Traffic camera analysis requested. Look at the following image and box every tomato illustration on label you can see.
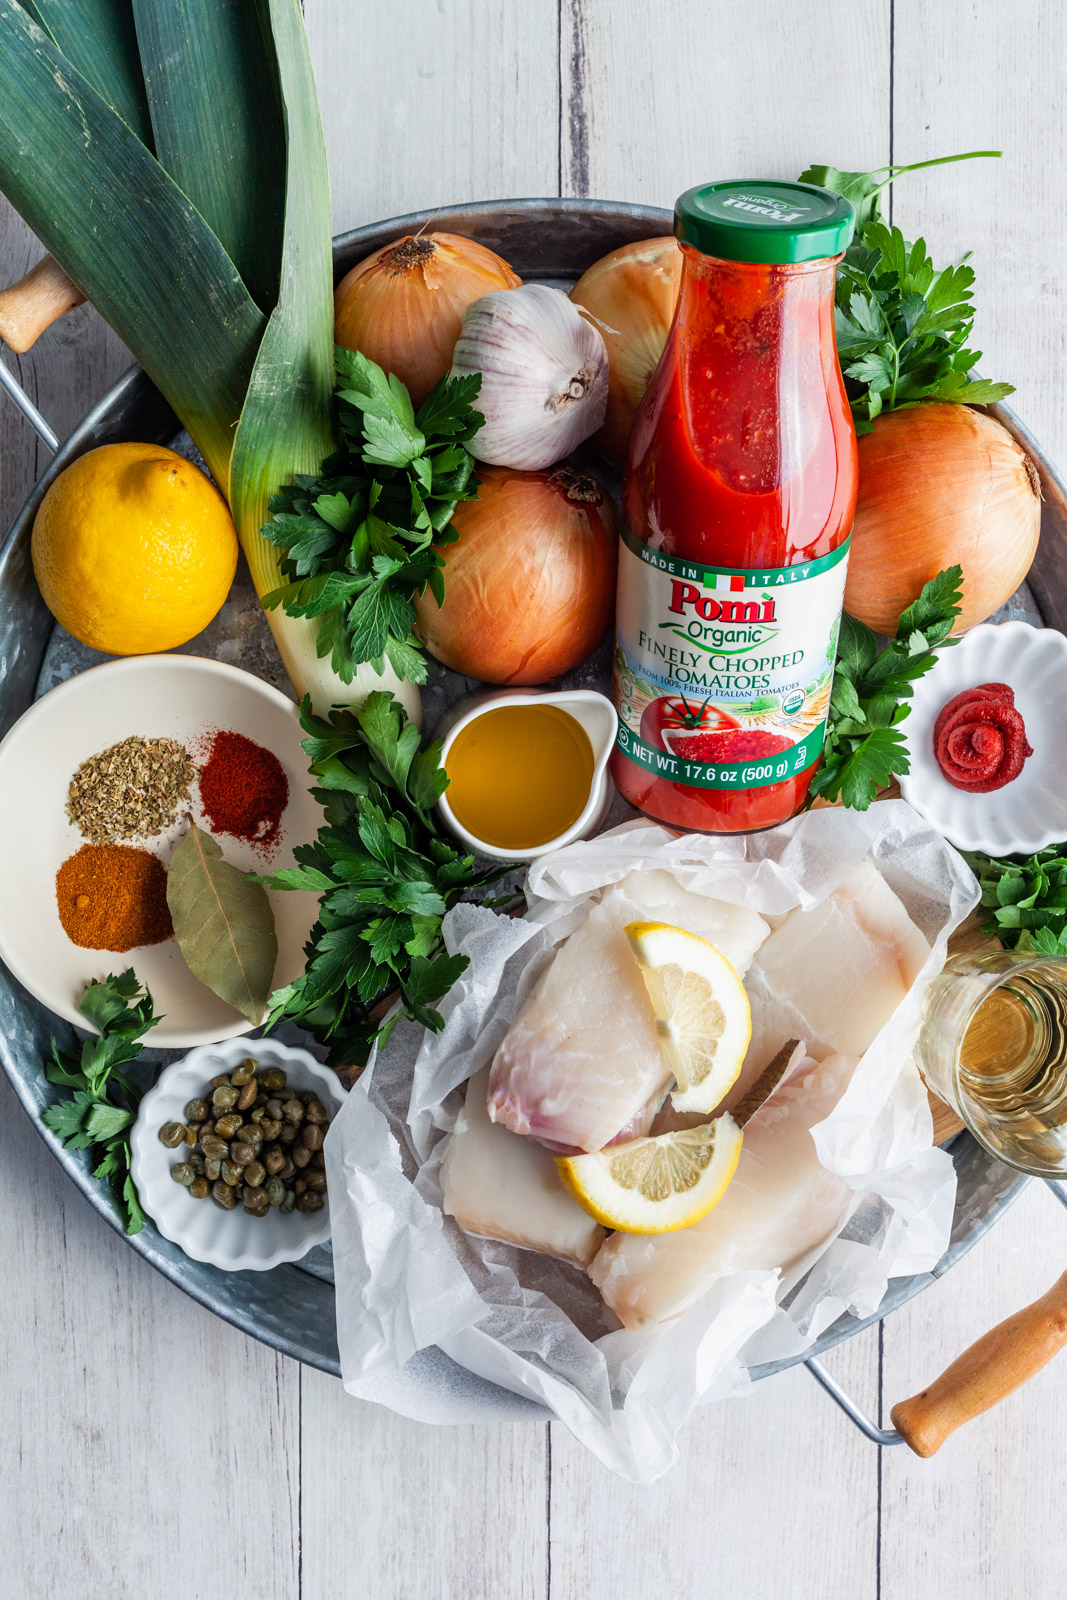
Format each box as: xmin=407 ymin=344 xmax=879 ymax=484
xmin=670 ymin=728 xmax=794 ymax=764
xmin=640 ymin=694 xmax=739 ymax=754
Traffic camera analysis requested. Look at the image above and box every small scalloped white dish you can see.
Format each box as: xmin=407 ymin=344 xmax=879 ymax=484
xmin=129 ymin=1037 xmax=346 ymax=1271
xmin=899 ymin=620 xmax=1067 ymax=855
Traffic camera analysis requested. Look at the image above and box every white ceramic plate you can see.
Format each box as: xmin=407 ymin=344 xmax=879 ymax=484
xmin=899 ymin=620 xmax=1067 ymax=855
xmin=0 ymin=654 xmax=321 ymax=1046
xmin=130 ymin=1037 xmax=345 ymax=1270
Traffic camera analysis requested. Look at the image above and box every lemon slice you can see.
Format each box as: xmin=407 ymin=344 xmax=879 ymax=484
xmin=626 ymin=921 xmax=752 ymax=1113
xmin=556 ymin=1115 xmax=743 ymax=1233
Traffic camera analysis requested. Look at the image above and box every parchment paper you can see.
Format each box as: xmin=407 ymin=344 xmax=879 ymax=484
xmin=325 ymin=799 xmax=978 ymax=1480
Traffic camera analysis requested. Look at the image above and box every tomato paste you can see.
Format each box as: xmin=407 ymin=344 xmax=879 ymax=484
xmin=611 ymin=180 xmax=858 ymax=832
xmin=934 ymin=683 xmax=1033 ymax=792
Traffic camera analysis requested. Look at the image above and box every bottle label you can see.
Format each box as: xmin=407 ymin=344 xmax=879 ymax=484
xmin=613 ymin=527 xmax=850 ymax=791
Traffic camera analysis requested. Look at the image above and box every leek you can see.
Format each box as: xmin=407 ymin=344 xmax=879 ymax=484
xmin=0 ymin=0 xmax=417 ymax=720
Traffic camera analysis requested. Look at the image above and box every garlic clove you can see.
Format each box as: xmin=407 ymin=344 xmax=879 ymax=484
xmin=450 ymin=283 xmax=609 ymax=471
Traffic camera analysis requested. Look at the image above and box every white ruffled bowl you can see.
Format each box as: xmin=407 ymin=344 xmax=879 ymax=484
xmin=130 ymin=1036 xmax=346 ymax=1271
xmin=899 ymin=620 xmax=1067 ymax=856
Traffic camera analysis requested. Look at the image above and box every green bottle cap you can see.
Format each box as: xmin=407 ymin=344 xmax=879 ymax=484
xmin=675 ymin=180 xmax=855 ymax=264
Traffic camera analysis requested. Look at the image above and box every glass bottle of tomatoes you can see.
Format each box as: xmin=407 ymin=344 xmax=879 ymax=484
xmin=611 ymin=180 xmax=858 ymax=833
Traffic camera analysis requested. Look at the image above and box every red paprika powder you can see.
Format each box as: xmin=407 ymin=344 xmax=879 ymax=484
xmin=198 ymin=730 xmax=289 ymax=852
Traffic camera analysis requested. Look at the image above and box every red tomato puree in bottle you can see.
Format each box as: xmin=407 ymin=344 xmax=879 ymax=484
xmin=611 ymin=180 xmax=858 ymax=832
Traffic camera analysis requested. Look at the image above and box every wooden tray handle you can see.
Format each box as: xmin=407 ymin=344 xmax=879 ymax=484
xmin=0 ymin=255 xmax=85 ymax=353
xmin=890 ymin=1269 xmax=1067 ymax=1456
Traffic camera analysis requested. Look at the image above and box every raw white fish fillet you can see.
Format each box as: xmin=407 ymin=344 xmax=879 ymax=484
xmin=487 ymin=877 xmax=769 ymax=1154
xmin=440 ymin=1069 xmax=605 ymax=1268
xmin=724 ymin=857 xmax=930 ymax=1109
xmin=589 ymin=1053 xmax=856 ymax=1329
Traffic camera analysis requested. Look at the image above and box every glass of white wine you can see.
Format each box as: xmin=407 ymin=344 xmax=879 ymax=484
xmin=918 ymin=950 xmax=1067 ymax=1176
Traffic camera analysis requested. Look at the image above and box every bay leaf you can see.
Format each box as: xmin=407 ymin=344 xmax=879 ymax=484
xmin=167 ymin=824 xmax=278 ymax=1025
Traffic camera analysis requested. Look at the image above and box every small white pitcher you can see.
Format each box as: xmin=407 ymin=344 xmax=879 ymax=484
xmin=436 ymin=687 xmax=618 ymax=863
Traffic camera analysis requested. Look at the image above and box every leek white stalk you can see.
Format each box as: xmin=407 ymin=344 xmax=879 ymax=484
xmin=450 ymin=283 xmax=609 ymax=470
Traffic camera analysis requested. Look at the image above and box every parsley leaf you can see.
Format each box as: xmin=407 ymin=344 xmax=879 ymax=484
xmin=42 ymin=971 xmax=161 ymax=1234
xmin=799 ymin=152 xmax=1013 ymax=432
xmin=810 ymin=566 xmax=963 ymax=810
xmin=259 ymin=693 xmax=512 ymax=1067
xmin=262 ymin=348 xmax=482 ymax=684
xmin=964 ymin=848 xmax=1067 ymax=953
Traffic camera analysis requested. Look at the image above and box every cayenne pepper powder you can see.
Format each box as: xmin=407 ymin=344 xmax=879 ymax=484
xmin=56 ymin=844 xmax=173 ymax=952
xmin=198 ymin=730 xmax=289 ymax=852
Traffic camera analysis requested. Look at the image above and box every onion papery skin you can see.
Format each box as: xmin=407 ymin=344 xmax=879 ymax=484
xmin=570 ymin=237 xmax=682 ymax=467
xmin=414 ymin=463 xmax=619 ymax=684
xmin=334 ymin=232 xmax=520 ymax=408
xmin=845 ymin=404 xmax=1042 ymax=635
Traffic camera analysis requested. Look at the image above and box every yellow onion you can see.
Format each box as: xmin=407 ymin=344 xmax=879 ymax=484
xmin=569 ymin=237 xmax=682 ymax=466
xmin=846 ymin=404 xmax=1042 ymax=634
xmin=414 ymin=464 xmax=619 ymax=684
xmin=334 ymin=232 xmax=520 ymax=407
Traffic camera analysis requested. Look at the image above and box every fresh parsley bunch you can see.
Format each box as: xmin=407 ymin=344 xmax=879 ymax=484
xmin=262 ymin=347 xmax=483 ymax=685
xmin=42 ymin=971 xmax=162 ymax=1234
xmin=799 ymin=154 xmax=1014 ymax=432
xmin=964 ymin=849 xmax=1067 ymax=955
xmin=810 ymin=565 xmax=963 ymax=810
xmin=262 ymin=692 xmax=511 ymax=1067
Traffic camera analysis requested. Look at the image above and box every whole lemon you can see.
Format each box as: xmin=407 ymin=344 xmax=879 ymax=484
xmin=31 ymin=442 xmax=238 ymax=655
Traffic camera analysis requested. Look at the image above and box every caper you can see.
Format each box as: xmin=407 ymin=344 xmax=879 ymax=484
xmin=266 ymin=1097 xmax=285 ymax=1120
xmin=293 ymin=1176 xmax=307 ymax=1196
xmin=236 ymin=1080 xmax=257 ymax=1111
xmin=305 ymin=1170 xmax=328 ymax=1194
xmin=304 ymin=1099 xmax=327 ymax=1125
xmin=282 ymin=1098 xmax=305 ymax=1126
xmin=261 ymin=1067 xmax=287 ymax=1091
xmin=262 ymin=1146 xmax=285 ymax=1176
xmin=278 ymin=1158 xmax=296 ymax=1181
xmin=212 ymin=1085 xmax=239 ymax=1110
xmin=278 ymin=1124 xmax=298 ymax=1145
xmin=311 ymin=1149 xmax=326 ymax=1169
xmin=280 ymin=1189 xmax=296 ymax=1214
xmin=300 ymin=1123 xmax=325 ymax=1152
xmin=185 ymin=1098 xmax=209 ymax=1123
xmin=241 ymin=1159 xmax=264 ymax=1189
xmin=183 ymin=1125 xmax=198 ymax=1148
xmin=215 ymin=1112 xmax=243 ymax=1139
xmin=170 ymin=1162 xmax=196 ymax=1186
xmin=230 ymin=1140 xmax=255 ymax=1167
xmin=230 ymin=1060 xmax=256 ymax=1087
xmin=201 ymin=1135 xmax=229 ymax=1161
xmin=220 ymin=1159 xmax=243 ymax=1187
xmin=211 ymin=1179 xmax=237 ymax=1210
xmin=243 ymin=1188 xmax=270 ymax=1218
xmin=266 ymin=1176 xmax=286 ymax=1206
xmin=292 ymin=1143 xmax=311 ymax=1168
xmin=274 ymin=1086 xmax=297 ymax=1102
xmin=189 ymin=1176 xmax=211 ymax=1200
xmin=200 ymin=1119 xmax=216 ymax=1141
xmin=205 ymin=1157 xmax=222 ymax=1181
xmin=249 ymin=1106 xmax=267 ymax=1123
xmin=189 ymin=1151 xmax=206 ymax=1175
xmin=297 ymin=1191 xmax=325 ymax=1214
xmin=210 ymin=1074 xmax=231 ymax=1089
xmin=158 ymin=1121 xmax=185 ymax=1148
xmin=237 ymin=1123 xmax=263 ymax=1147
xmin=258 ymin=1117 xmax=283 ymax=1141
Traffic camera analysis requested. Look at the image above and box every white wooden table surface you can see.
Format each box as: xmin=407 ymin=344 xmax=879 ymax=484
xmin=3 ymin=3 xmax=1067 ymax=1595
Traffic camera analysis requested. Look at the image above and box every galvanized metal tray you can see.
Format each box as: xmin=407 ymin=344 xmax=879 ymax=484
xmin=1 ymin=198 xmax=1058 ymax=1425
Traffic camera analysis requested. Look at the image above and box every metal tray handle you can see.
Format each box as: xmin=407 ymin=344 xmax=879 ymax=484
xmin=0 ymin=255 xmax=84 ymax=353
xmin=811 ymin=1179 xmax=1067 ymax=1454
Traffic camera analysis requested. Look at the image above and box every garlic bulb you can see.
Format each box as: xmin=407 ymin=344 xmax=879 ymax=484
xmin=450 ymin=284 xmax=609 ymax=470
